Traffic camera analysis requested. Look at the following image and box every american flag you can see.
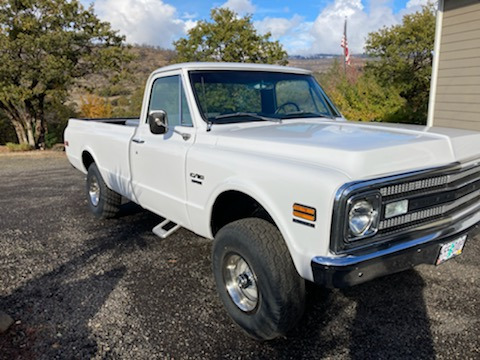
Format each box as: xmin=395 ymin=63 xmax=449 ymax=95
xmin=341 ymin=17 xmax=351 ymax=66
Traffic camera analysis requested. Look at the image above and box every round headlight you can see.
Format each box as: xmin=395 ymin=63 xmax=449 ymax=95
xmin=348 ymin=200 xmax=378 ymax=237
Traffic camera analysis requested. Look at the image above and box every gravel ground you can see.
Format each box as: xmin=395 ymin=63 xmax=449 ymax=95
xmin=0 ymin=153 xmax=479 ymax=359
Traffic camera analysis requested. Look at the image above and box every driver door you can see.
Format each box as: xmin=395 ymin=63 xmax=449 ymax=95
xmin=129 ymin=73 xmax=195 ymax=227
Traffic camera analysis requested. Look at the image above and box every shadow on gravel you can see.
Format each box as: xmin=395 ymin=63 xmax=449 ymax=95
xmin=116 ymin=201 xmax=146 ymax=218
xmin=0 ymin=241 xmax=127 ymax=359
xmin=267 ymin=270 xmax=435 ymax=359
xmin=344 ymin=270 xmax=435 ymax=359
xmin=0 ymin=206 xmax=161 ymax=359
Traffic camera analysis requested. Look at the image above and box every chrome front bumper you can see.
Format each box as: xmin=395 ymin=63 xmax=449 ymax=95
xmin=312 ymin=210 xmax=480 ymax=288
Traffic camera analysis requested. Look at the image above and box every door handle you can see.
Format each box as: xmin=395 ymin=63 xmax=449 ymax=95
xmin=132 ymin=138 xmax=145 ymax=144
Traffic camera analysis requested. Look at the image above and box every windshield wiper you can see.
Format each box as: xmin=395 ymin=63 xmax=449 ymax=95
xmin=212 ymin=112 xmax=282 ymax=123
xmin=278 ymin=111 xmax=334 ymax=120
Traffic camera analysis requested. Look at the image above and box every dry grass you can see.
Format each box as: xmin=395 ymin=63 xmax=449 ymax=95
xmin=0 ymin=146 xmax=65 ymax=158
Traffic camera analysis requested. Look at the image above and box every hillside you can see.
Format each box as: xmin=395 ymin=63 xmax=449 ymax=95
xmin=1 ymin=46 xmax=368 ymax=145
xmin=69 ymin=46 xmax=176 ymax=116
xmin=288 ymin=56 xmax=367 ymax=73
xmin=70 ymin=46 xmax=367 ymax=118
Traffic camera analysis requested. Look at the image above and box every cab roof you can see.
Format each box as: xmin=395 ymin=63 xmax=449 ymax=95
xmin=151 ymin=62 xmax=312 ymax=76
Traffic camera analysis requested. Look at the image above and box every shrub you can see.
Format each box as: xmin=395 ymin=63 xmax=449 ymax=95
xmin=80 ymin=94 xmax=113 ymax=118
xmin=6 ymin=142 xmax=33 ymax=151
xmin=45 ymin=133 xmax=58 ymax=149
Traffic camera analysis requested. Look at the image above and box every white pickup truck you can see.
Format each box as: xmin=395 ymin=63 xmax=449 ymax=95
xmin=65 ymin=62 xmax=480 ymax=340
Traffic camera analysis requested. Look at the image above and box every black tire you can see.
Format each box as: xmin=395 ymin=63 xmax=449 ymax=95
xmin=86 ymin=163 xmax=121 ymax=218
xmin=212 ymin=218 xmax=305 ymax=340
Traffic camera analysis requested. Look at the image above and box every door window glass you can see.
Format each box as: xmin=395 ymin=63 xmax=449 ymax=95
xmin=149 ymin=75 xmax=192 ymax=127
xmin=181 ymin=85 xmax=192 ymax=126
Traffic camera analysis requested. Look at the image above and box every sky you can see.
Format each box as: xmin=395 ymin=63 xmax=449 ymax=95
xmin=79 ymin=0 xmax=432 ymax=55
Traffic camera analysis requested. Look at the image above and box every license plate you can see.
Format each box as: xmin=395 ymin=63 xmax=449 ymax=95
xmin=436 ymin=235 xmax=467 ymax=265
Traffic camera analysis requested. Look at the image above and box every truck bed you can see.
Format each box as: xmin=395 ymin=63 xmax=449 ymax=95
xmin=65 ymin=118 xmax=139 ymax=200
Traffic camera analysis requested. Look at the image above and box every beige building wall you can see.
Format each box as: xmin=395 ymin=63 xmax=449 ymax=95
xmin=430 ymin=0 xmax=480 ymax=130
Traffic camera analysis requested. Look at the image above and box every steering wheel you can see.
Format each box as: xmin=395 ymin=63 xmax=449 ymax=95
xmin=275 ymin=102 xmax=300 ymax=114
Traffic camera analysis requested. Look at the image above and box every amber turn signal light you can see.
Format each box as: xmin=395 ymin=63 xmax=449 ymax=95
xmin=293 ymin=203 xmax=316 ymax=222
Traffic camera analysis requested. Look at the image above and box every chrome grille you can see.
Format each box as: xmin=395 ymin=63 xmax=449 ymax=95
xmin=379 ymin=207 xmax=444 ymax=230
xmin=379 ymin=160 xmax=480 ymax=233
xmin=380 ymin=176 xmax=448 ymax=196
xmin=331 ymin=157 xmax=480 ymax=254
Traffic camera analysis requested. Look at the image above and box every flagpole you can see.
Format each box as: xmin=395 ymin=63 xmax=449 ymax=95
xmin=343 ymin=17 xmax=347 ymax=75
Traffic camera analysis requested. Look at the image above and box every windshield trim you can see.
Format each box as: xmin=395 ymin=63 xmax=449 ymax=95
xmin=188 ymin=70 xmax=342 ymax=125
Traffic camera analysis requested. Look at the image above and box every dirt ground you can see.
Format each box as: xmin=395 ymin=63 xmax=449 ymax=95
xmin=0 ymin=153 xmax=479 ymax=359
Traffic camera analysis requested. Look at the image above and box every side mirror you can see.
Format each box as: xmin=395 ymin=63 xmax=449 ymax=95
xmin=148 ymin=110 xmax=168 ymax=134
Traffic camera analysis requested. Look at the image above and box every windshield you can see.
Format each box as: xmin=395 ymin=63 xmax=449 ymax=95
xmin=189 ymin=70 xmax=341 ymax=124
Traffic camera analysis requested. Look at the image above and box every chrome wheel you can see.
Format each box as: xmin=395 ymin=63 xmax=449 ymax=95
xmin=224 ymin=254 xmax=258 ymax=312
xmin=88 ymin=177 xmax=100 ymax=207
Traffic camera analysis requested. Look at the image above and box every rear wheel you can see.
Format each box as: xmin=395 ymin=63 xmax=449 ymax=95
xmin=212 ymin=218 xmax=305 ymax=340
xmin=86 ymin=163 xmax=121 ymax=218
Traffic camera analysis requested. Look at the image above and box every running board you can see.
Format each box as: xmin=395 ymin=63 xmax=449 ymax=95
xmin=152 ymin=219 xmax=181 ymax=239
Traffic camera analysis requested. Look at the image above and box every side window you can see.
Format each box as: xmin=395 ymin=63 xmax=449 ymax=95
xmin=148 ymin=75 xmax=193 ymax=127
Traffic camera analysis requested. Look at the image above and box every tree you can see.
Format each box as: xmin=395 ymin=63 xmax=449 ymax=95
xmin=364 ymin=3 xmax=436 ymax=124
xmin=317 ymin=60 xmax=405 ymax=122
xmin=174 ymin=8 xmax=288 ymax=65
xmin=0 ymin=0 xmax=131 ymax=148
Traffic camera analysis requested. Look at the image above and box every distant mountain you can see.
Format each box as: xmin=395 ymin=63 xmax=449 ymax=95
xmin=289 ymin=53 xmax=371 ymax=60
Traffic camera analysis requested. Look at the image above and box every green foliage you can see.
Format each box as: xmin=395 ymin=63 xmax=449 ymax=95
xmin=44 ymin=99 xmax=77 ymax=147
xmin=317 ymin=60 xmax=405 ymax=122
xmin=44 ymin=133 xmax=58 ymax=149
xmin=6 ymin=142 xmax=33 ymax=151
xmin=174 ymin=8 xmax=287 ymax=65
xmin=0 ymin=0 xmax=132 ymax=148
xmin=364 ymin=2 xmax=436 ymax=124
xmin=111 ymin=86 xmax=145 ymax=118
xmin=194 ymin=82 xmax=262 ymax=116
xmin=97 ymin=84 xmax=132 ymax=97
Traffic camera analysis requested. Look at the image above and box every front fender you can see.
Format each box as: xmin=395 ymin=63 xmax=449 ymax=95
xmin=186 ymin=147 xmax=350 ymax=281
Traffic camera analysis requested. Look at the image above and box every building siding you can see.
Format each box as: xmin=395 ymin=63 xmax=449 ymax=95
xmin=433 ymin=0 xmax=480 ymax=131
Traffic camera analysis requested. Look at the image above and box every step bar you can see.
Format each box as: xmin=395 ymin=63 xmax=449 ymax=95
xmin=152 ymin=219 xmax=181 ymax=239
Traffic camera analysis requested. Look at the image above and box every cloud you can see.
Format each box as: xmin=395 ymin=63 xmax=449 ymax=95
xmin=254 ymin=15 xmax=315 ymax=54
xmin=184 ymin=19 xmax=198 ymax=32
xmin=303 ymin=0 xmax=396 ymax=54
xmin=406 ymin=0 xmax=430 ymax=8
xmin=220 ymin=0 xmax=256 ymax=15
xmin=89 ymin=0 xmax=436 ymax=55
xmin=182 ymin=12 xmax=198 ymax=20
xmin=254 ymin=15 xmax=304 ymax=40
xmin=285 ymin=0 xmax=434 ymax=55
xmin=94 ymin=0 xmax=188 ymax=48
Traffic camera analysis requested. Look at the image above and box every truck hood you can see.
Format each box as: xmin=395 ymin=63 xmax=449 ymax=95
xmin=213 ymin=120 xmax=480 ymax=180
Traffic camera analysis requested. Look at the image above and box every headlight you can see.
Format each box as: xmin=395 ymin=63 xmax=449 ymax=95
xmin=347 ymin=194 xmax=380 ymax=240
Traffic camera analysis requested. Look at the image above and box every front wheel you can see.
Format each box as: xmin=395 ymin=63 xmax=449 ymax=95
xmin=212 ymin=218 xmax=305 ymax=340
xmin=86 ymin=163 xmax=121 ymax=218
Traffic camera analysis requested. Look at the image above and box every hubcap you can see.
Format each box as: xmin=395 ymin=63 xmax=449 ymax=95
xmin=89 ymin=177 xmax=100 ymax=207
xmin=224 ymin=254 xmax=258 ymax=312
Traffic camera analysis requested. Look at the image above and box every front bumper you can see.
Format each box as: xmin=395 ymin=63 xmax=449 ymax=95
xmin=312 ymin=216 xmax=480 ymax=288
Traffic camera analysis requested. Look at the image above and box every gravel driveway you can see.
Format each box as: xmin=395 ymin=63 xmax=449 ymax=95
xmin=0 ymin=152 xmax=479 ymax=359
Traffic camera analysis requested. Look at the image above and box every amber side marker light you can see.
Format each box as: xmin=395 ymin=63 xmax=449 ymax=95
xmin=293 ymin=203 xmax=316 ymax=222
